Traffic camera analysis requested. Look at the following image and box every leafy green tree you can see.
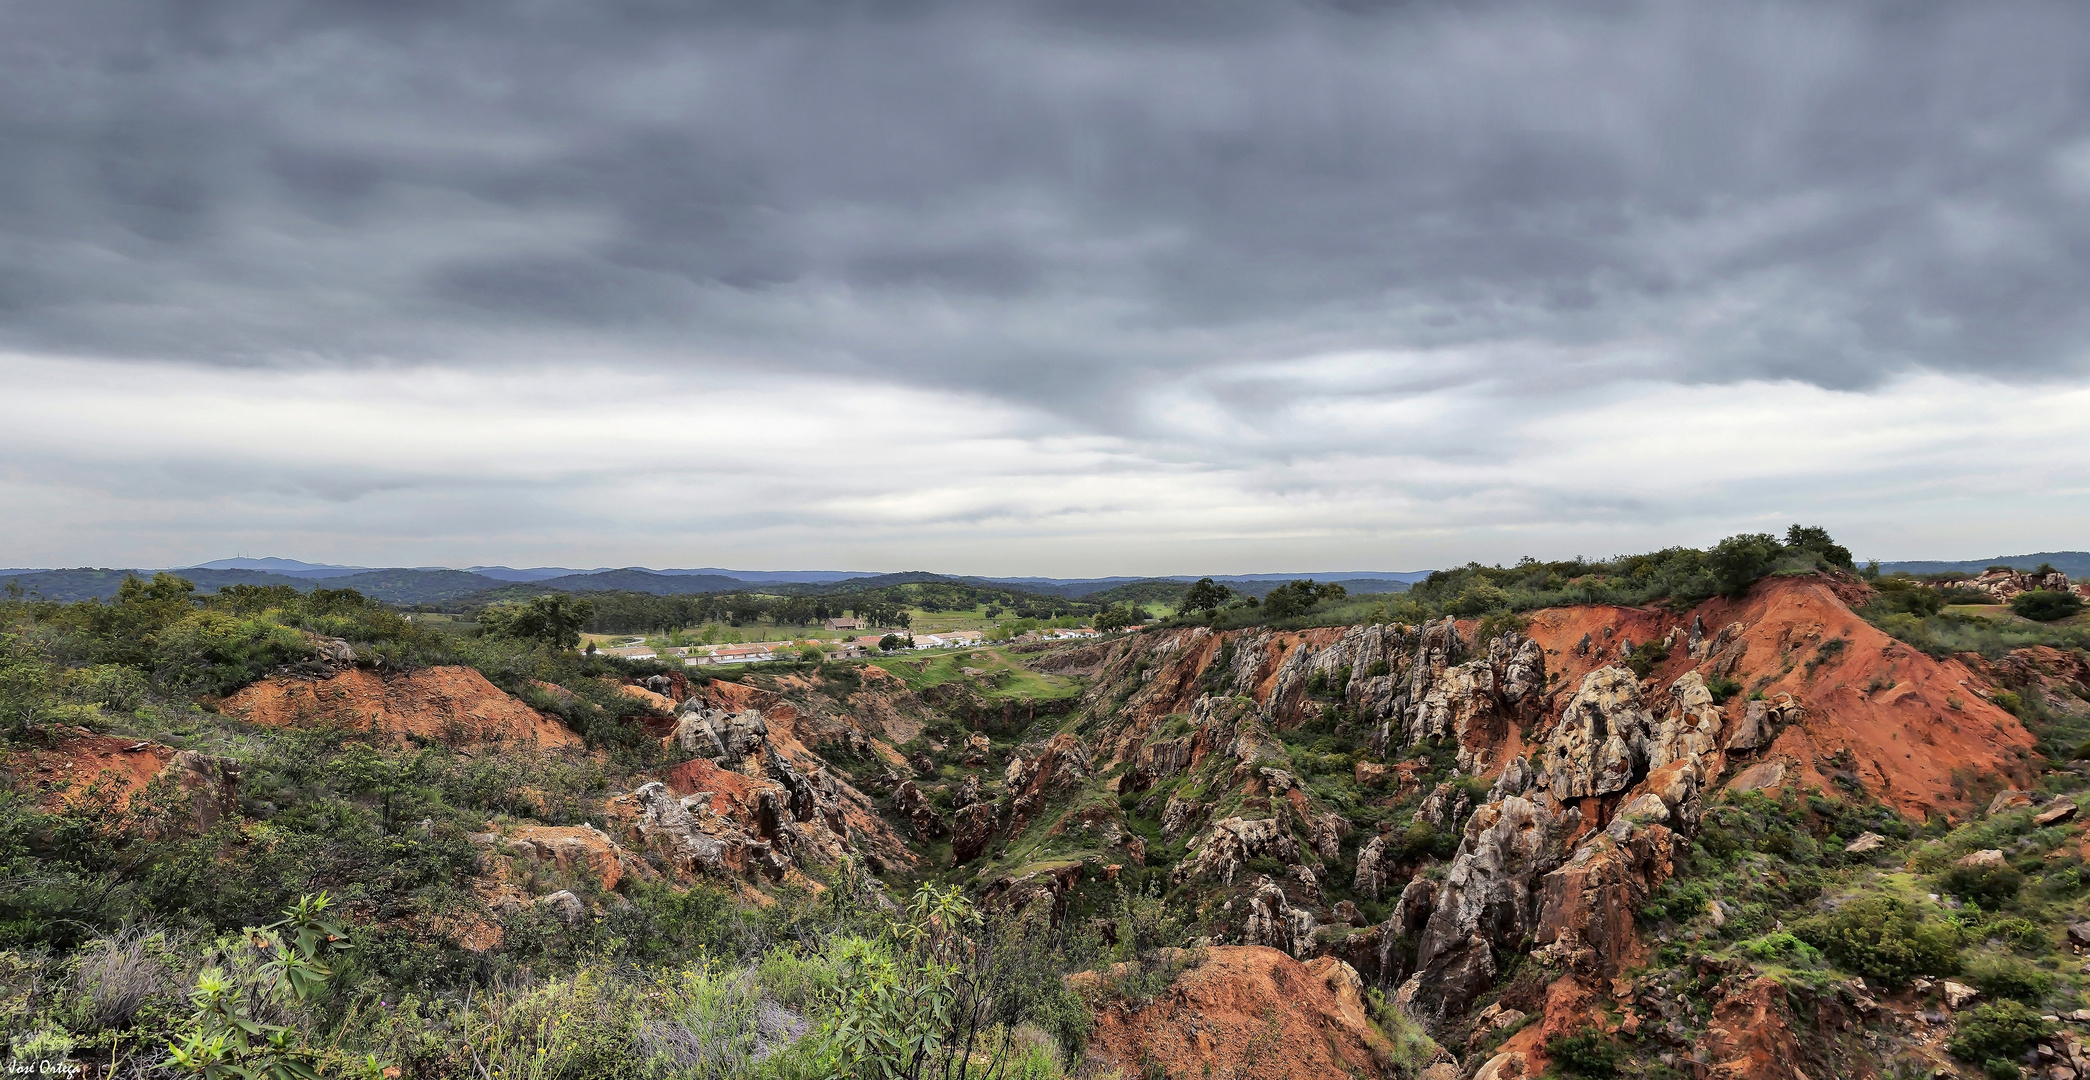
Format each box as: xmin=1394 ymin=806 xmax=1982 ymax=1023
xmin=1784 ymin=524 xmax=1855 ymax=569
xmin=1261 ymin=579 xmax=1346 ymax=619
xmin=879 ymin=634 xmax=908 ymax=652
xmin=1708 ymin=533 xmax=1784 ymax=597
xmin=481 ymin=594 xmax=596 ymax=649
xmin=1095 ymin=604 xmax=1144 ymax=632
xmin=1180 ymin=577 xmax=1233 ymax=617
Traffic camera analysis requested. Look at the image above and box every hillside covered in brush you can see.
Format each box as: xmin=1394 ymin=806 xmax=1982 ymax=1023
xmin=8 ymin=530 xmax=2090 ymax=1080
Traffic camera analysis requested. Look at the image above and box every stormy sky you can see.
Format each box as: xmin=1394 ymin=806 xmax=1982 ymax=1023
xmin=4 ymin=1 xmax=2090 ymax=574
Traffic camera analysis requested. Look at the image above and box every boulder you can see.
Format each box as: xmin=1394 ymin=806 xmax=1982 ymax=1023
xmin=1355 ymin=762 xmax=1392 ymax=788
xmin=1354 ymin=833 xmax=1395 ymax=901
xmin=1652 ymin=672 xmax=1724 ymax=772
xmin=1990 ymin=789 xmax=2034 ymax=816
xmin=1536 ymin=823 xmax=1683 ymax=979
xmin=2038 ymin=799 xmax=2080 ymax=826
xmin=1957 ymin=848 xmax=2008 ymax=869
xmin=535 ymin=890 xmax=585 ymax=927
xmin=1843 ymin=832 xmax=1886 ymax=854
xmin=1417 ymin=782 xmax=1470 ymax=830
xmin=1308 ymin=812 xmax=1349 ymax=864
xmin=1161 ymin=793 xmax=1204 ymax=839
xmin=670 ymin=707 xmax=768 ymax=764
xmin=2067 ymin=921 xmax=2090 ymax=950
xmin=1724 ymin=699 xmax=1770 ymax=752
xmin=1943 ymin=980 xmax=1980 ymax=1009
xmin=952 ymin=802 xmax=999 ymax=864
xmin=1471 ymin=1051 xmax=1529 ymax=1080
xmin=1488 ymin=755 xmax=1533 ymax=801
xmin=1241 ymin=877 xmax=1318 ymax=958
xmin=1727 ymin=760 xmax=1786 ymax=794
xmin=893 ymin=780 xmax=949 ymax=839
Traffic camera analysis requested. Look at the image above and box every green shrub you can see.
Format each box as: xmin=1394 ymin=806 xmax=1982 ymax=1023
xmin=1941 ymin=864 xmax=2024 ymax=910
xmin=1948 ymin=999 xmax=2053 ymax=1067
xmin=1623 ymin=640 xmax=1669 ymax=679
xmin=1963 ymin=954 xmax=2053 ymax=1003
xmin=1792 ymin=896 xmax=1960 ymax=986
xmin=1545 ymin=1027 xmax=1626 ymax=1078
xmin=165 ymin=893 xmax=389 ymax=1080
xmin=2012 ymin=590 xmax=2084 ymax=623
xmin=1740 ymin=931 xmax=1823 ymax=967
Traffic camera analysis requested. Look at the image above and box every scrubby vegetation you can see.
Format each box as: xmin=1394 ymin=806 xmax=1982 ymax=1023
xmin=0 ymin=577 xmax=1112 ymax=1078
xmin=1160 ymin=524 xmax=1854 ymax=632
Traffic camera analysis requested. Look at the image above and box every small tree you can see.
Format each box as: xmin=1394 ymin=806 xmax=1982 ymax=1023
xmin=1261 ymin=579 xmax=1346 ymax=619
xmin=1784 ymin=524 xmax=1855 ymax=570
xmin=1708 ymin=533 xmax=1784 ymax=597
xmin=482 ymin=594 xmax=596 ymax=650
xmin=1095 ymin=604 xmax=1144 ymax=632
xmin=1180 ymin=578 xmax=1233 ymax=617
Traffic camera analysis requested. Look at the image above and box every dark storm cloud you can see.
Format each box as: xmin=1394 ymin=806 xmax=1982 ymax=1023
xmin=5 ymin=0 xmax=2090 ymax=421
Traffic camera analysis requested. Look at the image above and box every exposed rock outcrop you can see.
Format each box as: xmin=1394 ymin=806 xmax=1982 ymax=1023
xmin=1077 ymin=947 xmax=1404 ymax=1080
xmin=1400 ymin=795 xmax=1563 ymax=1025
xmin=1241 ymin=877 xmax=1318 ymax=958
xmin=1534 ymin=821 xmax=1684 ymax=979
xmin=1175 ymin=816 xmax=1300 ymax=886
xmin=1540 ymin=667 xmax=1649 ymax=800
xmin=222 ymin=667 xmax=582 ymax=748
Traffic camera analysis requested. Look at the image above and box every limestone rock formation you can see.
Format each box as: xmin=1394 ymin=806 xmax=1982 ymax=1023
xmin=1402 ymin=796 xmax=1563 ymax=1025
xmin=1541 ymin=667 xmax=1649 ymax=800
xmin=670 ymin=706 xmax=769 ymax=765
xmin=893 ymin=780 xmax=949 ymax=839
xmin=1654 ymin=672 xmax=1724 ymax=772
xmin=1308 ymin=812 xmax=1348 ymax=864
xmin=1241 ymin=877 xmax=1318 ymax=958
xmin=1161 ymin=793 xmax=1203 ymax=839
xmin=1174 ymin=816 xmax=1300 ymax=886
xmin=1354 ymin=832 xmax=1396 ymax=901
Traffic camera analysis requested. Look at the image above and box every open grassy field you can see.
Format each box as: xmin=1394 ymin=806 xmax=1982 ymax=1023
xmin=1944 ymin=603 xmax=2018 ymax=620
xmin=866 ymin=646 xmax=1084 ymax=701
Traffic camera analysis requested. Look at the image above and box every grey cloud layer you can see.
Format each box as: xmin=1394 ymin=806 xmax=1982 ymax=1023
xmin=6 ymin=0 xmax=2090 ymax=429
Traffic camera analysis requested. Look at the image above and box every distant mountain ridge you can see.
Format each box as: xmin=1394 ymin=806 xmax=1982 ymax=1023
xmin=1880 ymin=551 xmax=2090 ymax=577
xmin=3 ymin=560 xmax=1436 ymax=606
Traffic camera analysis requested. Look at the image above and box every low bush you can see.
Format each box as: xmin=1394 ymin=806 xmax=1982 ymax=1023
xmin=2013 ymin=590 xmax=2085 ymax=623
xmin=1948 ymin=1000 xmax=2054 ymax=1069
xmin=1940 ymin=864 xmax=2024 ymax=910
xmin=1792 ymin=896 xmax=1960 ymax=986
xmin=1545 ymin=1027 xmax=1626 ymax=1078
xmin=1963 ymin=954 xmax=2053 ymax=1003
